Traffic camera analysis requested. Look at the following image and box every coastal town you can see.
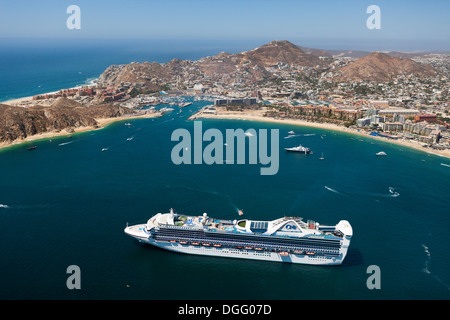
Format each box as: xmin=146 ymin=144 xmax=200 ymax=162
xmin=2 ymin=40 xmax=450 ymax=156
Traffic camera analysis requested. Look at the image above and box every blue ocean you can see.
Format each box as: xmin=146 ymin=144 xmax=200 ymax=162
xmin=0 ymin=39 xmax=449 ymax=300
xmin=0 ymin=38 xmax=261 ymax=102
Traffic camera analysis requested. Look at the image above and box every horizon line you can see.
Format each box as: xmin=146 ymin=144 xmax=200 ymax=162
xmin=0 ymin=36 xmax=449 ymax=53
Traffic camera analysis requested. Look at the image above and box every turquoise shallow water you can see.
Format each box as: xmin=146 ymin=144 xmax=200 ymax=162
xmin=0 ymin=98 xmax=449 ymax=299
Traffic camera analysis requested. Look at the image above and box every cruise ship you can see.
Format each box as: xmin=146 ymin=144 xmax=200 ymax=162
xmin=124 ymin=209 xmax=353 ymax=265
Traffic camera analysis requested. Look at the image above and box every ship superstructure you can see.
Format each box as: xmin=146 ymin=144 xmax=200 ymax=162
xmin=124 ymin=209 xmax=353 ymax=265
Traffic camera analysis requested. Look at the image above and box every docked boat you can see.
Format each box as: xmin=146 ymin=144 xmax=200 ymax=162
xmin=159 ymin=107 xmax=175 ymax=114
xmin=124 ymin=209 xmax=353 ymax=265
xmin=285 ymin=145 xmax=313 ymax=154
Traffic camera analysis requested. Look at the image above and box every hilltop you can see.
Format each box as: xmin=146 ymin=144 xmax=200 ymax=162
xmin=236 ymin=40 xmax=326 ymax=68
xmin=96 ymin=40 xmax=330 ymax=92
xmin=333 ymin=51 xmax=438 ymax=82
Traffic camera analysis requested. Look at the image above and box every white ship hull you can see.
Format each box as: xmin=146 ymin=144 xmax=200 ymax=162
xmin=125 ymin=224 xmax=349 ymax=265
xmin=125 ymin=211 xmax=352 ymax=266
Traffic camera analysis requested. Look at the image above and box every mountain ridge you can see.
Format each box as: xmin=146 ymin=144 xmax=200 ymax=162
xmin=97 ymin=40 xmax=439 ymax=91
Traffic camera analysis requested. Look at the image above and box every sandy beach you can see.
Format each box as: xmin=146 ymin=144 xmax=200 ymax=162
xmin=0 ymin=83 xmax=164 ymax=152
xmin=1 ymin=95 xmax=34 ymax=106
xmin=0 ymin=82 xmax=98 ymax=107
xmin=0 ymin=111 xmax=162 ymax=152
xmin=191 ymin=107 xmax=450 ymax=159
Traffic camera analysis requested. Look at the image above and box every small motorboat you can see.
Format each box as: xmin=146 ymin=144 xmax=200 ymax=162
xmin=285 ymin=145 xmax=313 ymax=154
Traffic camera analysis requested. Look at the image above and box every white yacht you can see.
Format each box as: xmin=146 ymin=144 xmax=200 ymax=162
xmin=285 ymin=145 xmax=313 ymax=154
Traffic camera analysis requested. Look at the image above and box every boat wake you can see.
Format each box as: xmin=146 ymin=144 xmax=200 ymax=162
xmin=164 ymin=184 xmax=241 ymax=214
xmin=388 ymin=187 xmax=400 ymax=197
xmin=422 ymin=244 xmax=431 ymax=274
xmin=284 ymin=133 xmax=315 ymax=139
xmin=324 ymin=186 xmax=399 ymax=198
xmin=441 ymin=163 xmax=450 ymax=167
xmin=58 ymin=141 xmax=74 ymax=146
xmin=0 ymin=203 xmax=52 ymax=211
xmin=363 ymin=187 xmax=400 ymax=198
xmin=421 ymin=244 xmax=450 ymax=291
xmin=324 ymin=186 xmax=342 ymax=195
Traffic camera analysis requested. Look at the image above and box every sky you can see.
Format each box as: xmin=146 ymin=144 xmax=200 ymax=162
xmin=1 ymin=0 xmax=449 ymax=51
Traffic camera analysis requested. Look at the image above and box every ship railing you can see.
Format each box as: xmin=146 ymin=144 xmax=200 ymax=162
xmin=162 ymin=224 xmax=203 ymax=231
xmin=157 ymin=232 xmax=341 ymax=249
xmin=156 ymin=232 xmax=341 ymax=248
xmin=155 ymin=235 xmax=341 ymax=254
xmin=207 ymin=227 xmax=341 ymax=241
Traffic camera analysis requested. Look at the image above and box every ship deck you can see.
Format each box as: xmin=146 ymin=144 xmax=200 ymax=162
xmin=175 ymin=215 xmax=236 ymax=232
